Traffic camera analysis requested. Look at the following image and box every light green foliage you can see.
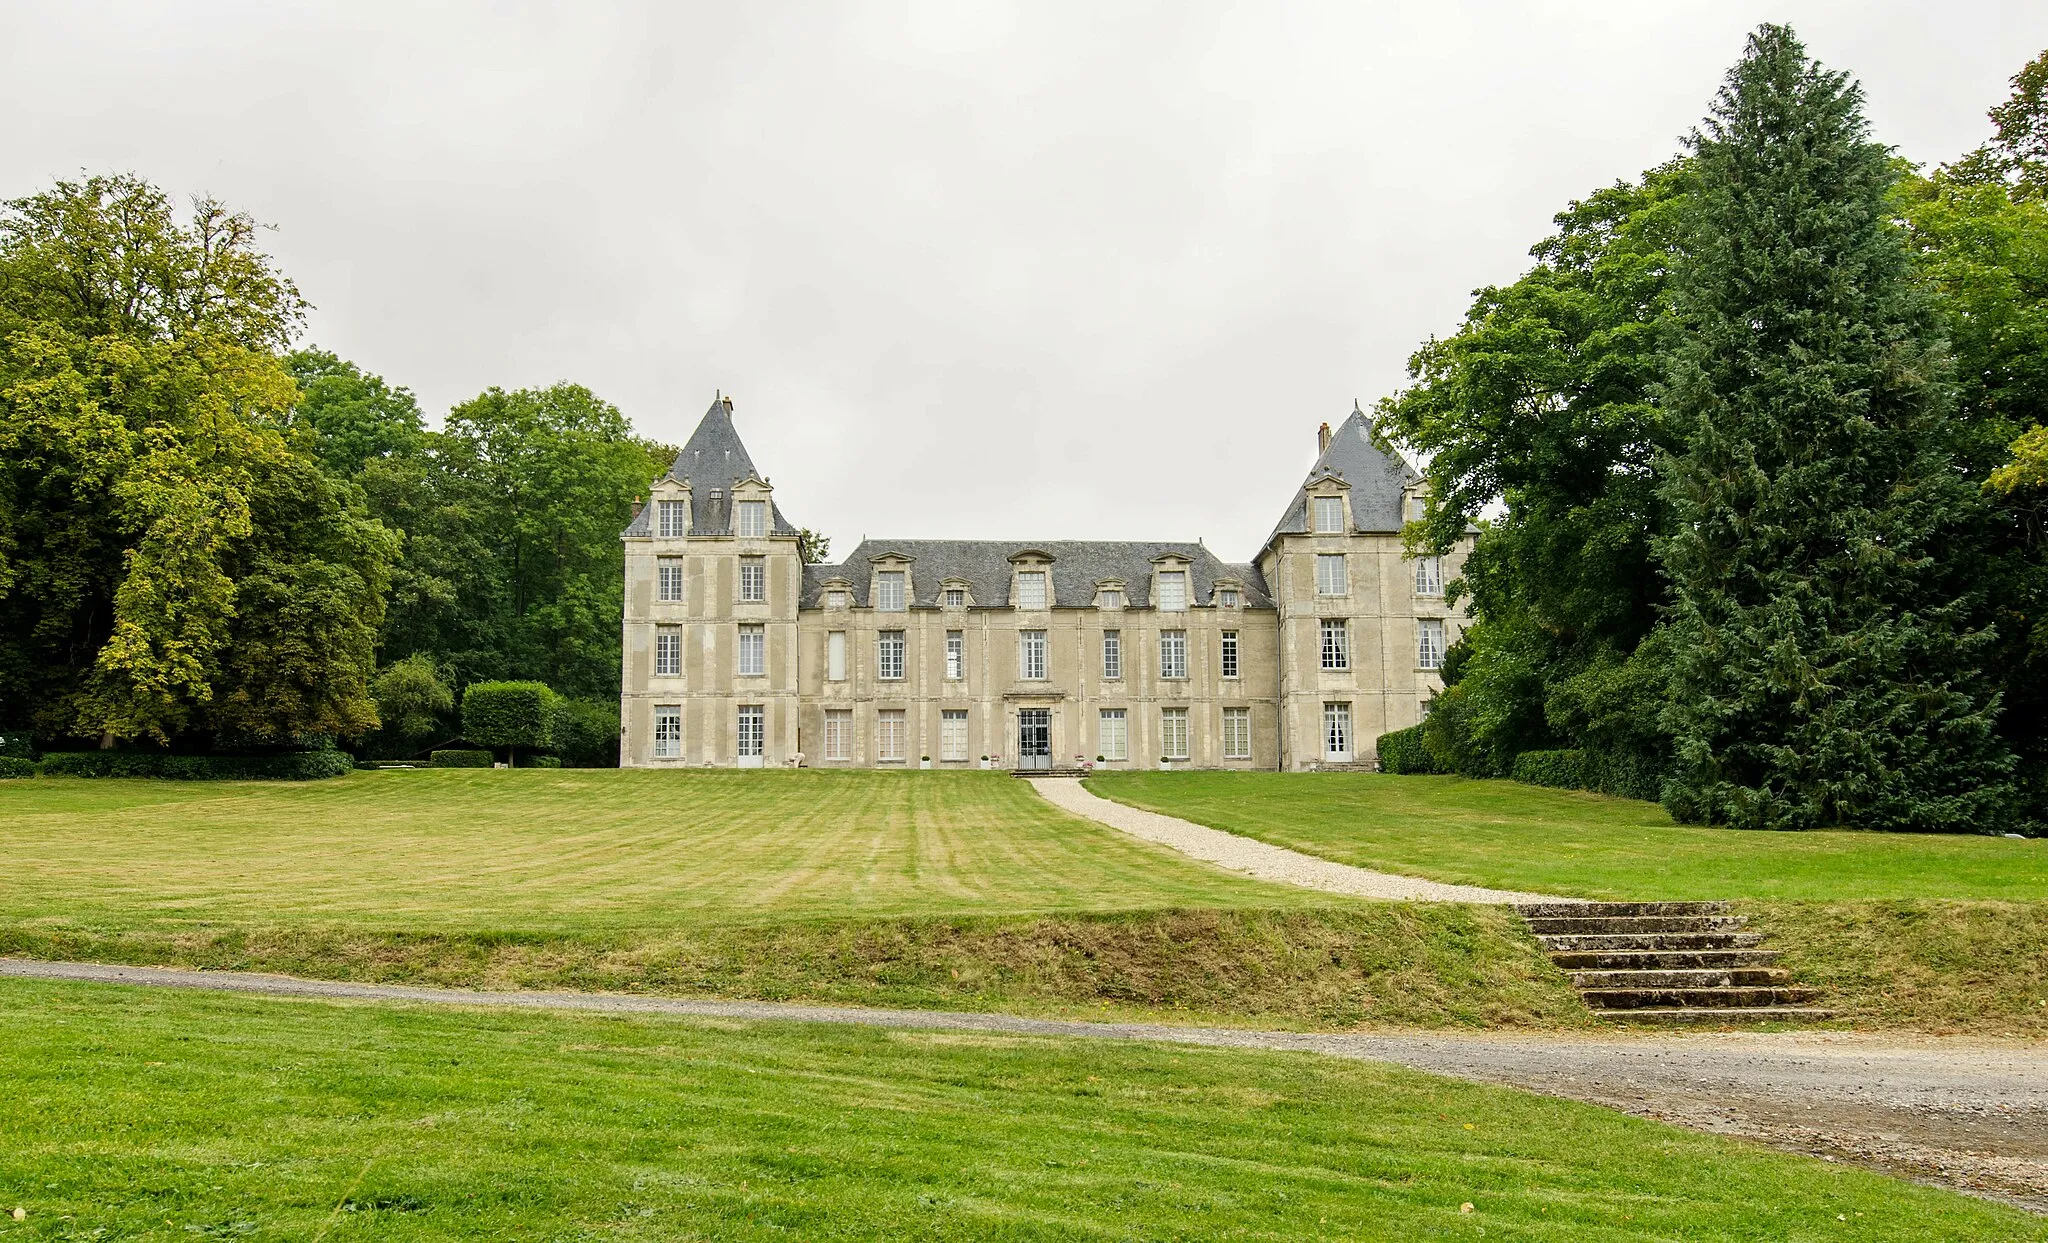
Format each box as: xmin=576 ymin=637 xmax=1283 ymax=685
xmin=282 ymin=347 xmax=424 ymax=476
xmin=1658 ymin=26 xmax=2014 ymax=831
xmin=369 ymin=655 xmax=454 ymax=749
xmin=1089 ymin=772 xmax=2048 ymax=901
xmin=0 ymin=175 xmax=394 ymax=747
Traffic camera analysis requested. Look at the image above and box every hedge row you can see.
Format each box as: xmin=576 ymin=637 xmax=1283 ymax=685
xmin=35 ymin=749 xmax=356 ymax=781
xmin=431 ymin=749 xmax=494 ymax=768
xmin=1375 ymin=725 xmax=1442 ymax=774
xmin=1509 ymin=747 xmax=1665 ymax=802
xmin=1511 ymin=749 xmax=1588 ymax=790
xmin=0 ymin=756 xmax=36 ymax=779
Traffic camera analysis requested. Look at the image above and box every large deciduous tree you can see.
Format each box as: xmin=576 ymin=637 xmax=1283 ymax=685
xmin=1656 ymin=26 xmax=2014 ymax=831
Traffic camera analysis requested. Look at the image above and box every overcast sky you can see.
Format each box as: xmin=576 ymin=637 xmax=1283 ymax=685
xmin=7 ymin=2 xmax=2044 ymax=561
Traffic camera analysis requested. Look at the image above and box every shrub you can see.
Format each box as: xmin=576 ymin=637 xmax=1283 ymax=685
xmin=0 ymin=732 xmax=37 ymax=760
xmin=1512 ymin=749 xmax=1590 ymax=790
xmin=0 ymin=756 xmax=36 ymax=779
xmin=548 ymin=698 xmax=619 ymax=767
xmin=462 ymin=681 xmax=556 ymax=765
xmin=1375 ymin=725 xmax=1441 ymax=774
xmin=526 ymin=755 xmax=562 ymax=768
xmin=36 ymin=750 xmax=354 ymax=781
xmin=368 ymin=656 xmax=455 ymax=755
xmin=431 ymin=749 xmax=493 ymax=769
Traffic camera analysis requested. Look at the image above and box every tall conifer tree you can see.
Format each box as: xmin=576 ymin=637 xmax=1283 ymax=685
xmin=1658 ymin=25 xmax=2014 ymax=831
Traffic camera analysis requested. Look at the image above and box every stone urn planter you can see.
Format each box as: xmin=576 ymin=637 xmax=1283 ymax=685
xmin=1158 ymin=757 xmax=1172 ymax=772
xmin=920 ymin=756 xmax=932 ymax=770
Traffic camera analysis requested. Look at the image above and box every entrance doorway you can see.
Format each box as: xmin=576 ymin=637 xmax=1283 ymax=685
xmin=1017 ymin=709 xmax=1052 ymax=770
xmin=1323 ymin=702 xmax=1352 ymax=763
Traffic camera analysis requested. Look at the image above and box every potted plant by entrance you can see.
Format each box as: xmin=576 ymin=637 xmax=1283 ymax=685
xmin=920 ymin=755 xmax=932 ymax=770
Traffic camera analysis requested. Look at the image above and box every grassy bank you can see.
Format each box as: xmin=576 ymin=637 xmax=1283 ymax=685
xmin=0 ymin=905 xmax=1588 ymax=1031
xmin=4 ymin=978 xmax=2032 ymax=1241
xmin=1089 ymin=772 xmax=2048 ymax=900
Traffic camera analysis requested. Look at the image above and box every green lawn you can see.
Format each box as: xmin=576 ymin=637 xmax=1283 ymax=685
xmin=1 ymin=979 xmax=2030 ymax=1241
xmin=1087 ymin=772 xmax=2048 ymax=901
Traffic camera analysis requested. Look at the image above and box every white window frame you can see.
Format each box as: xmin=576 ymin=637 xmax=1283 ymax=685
xmin=1156 ymin=570 xmax=1187 ymax=612
xmin=655 ymin=626 xmax=682 ymax=677
xmin=1223 ymin=707 xmax=1251 ymax=760
xmin=1019 ymin=630 xmax=1047 ymax=681
xmin=877 ymin=709 xmax=906 ymax=762
xmin=657 ymin=558 xmax=685 ymax=602
xmin=658 ymin=499 xmax=687 ymax=538
xmin=1098 ymin=708 xmax=1127 ymax=761
xmin=1160 ymin=708 xmax=1189 ymax=761
xmin=878 ymin=630 xmax=906 ymax=681
xmin=826 ymin=630 xmax=847 ymax=681
xmin=941 ymin=710 xmax=969 ymax=761
xmin=944 ymin=588 xmax=966 ymax=608
xmin=1015 ymin=571 xmax=1047 ymax=610
xmin=1324 ymin=702 xmax=1352 ymax=759
xmin=1415 ymin=555 xmax=1443 ymax=596
xmin=824 ymin=709 xmax=852 ymax=760
xmin=1159 ymin=630 xmax=1187 ymax=680
xmin=1320 ymin=618 xmax=1349 ymax=671
xmin=739 ymin=556 xmax=766 ymax=602
xmin=876 ymin=571 xmax=906 ymax=612
xmin=653 ymin=705 xmax=682 ymax=758
xmin=1419 ymin=618 xmax=1446 ymax=670
xmin=1218 ymin=587 xmax=1239 ymax=608
xmin=827 ymin=589 xmax=849 ymax=609
xmin=737 ymin=705 xmax=765 ymax=758
xmin=1220 ymin=630 xmax=1238 ymax=679
xmin=1102 ymin=630 xmax=1121 ymax=680
xmin=737 ymin=624 xmax=765 ymax=677
xmin=1316 ymin=553 xmax=1348 ymax=597
xmin=1312 ymin=496 xmax=1345 ymax=534
xmin=1098 ymin=588 xmax=1124 ymax=609
xmin=945 ymin=631 xmax=964 ymax=681
xmin=736 ymin=500 xmax=768 ymax=538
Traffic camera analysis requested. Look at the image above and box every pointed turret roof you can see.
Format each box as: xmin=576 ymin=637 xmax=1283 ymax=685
xmin=623 ymin=395 xmax=799 ymax=537
xmin=1262 ymin=406 xmax=1419 ymax=550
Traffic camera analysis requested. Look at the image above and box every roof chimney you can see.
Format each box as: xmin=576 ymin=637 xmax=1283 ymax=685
xmin=1317 ymin=422 xmax=1332 ymax=453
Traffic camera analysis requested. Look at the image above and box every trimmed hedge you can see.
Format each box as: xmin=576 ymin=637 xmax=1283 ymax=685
xmin=1509 ymin=747 xmax=1666 ymax=803
xmin=1375 ymin=725 xmax=1441 ymax=774
xmin=462 ymin=681 xmax=555 ymax=753
xmin=431 ymin=749 xmax=494 ymax=768
xmin=36 ymin=749 xmax=355 ymax=781
xmin=1512 ymin=749 xmax=1589 ymax=790
xmin=526 ymin=755 xmax=563 ymax=769
xmin=0 ymin=756 xmax=36 ymax=779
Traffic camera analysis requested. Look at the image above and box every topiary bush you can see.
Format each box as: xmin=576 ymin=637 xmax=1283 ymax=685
xmin=0 ymin=756 xmax=36 ymax=779
xmin=1375 ymin=725 xmax=1441 ymax=774
xmin=430 ymin=749 xmax=493 ymax=769
xmin=36 ymin=750 xmax=355 ymax=781
xmin=1512 ymin=749 xmax=1590 ymax=790
xmin=462 ymin=681 xmax=556 ymax=765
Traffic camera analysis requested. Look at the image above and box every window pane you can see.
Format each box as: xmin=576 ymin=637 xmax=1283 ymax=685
xmin=946 ymin=631 xmax=964 ymax=680
xmin=1221 ymin=630 xmax=1238 ymax=679
xmin=827 ymin=589 xmax=848 ymax=609
xmin=1324 ymin=702 xmax=1351 ymax=755
xmin=1320 ymin=619 xmax=1348 ymax=671
xmin=657 ymin=558 xmax=685 ymax=602
xmin=654 ymin=706 xmax=682 ymax=758
xmin=1019 ymin=630 xmax=1046 ymax=680
xmin=878 ymin=631 xmax=905 ymax=680
xmin=1102 ymin=630 xmax=1121 ymax=680
xmin=827 ymin=631 xmax=846 ymax=681
xmin=1156 ymin=571 xmax=1186 ymax=612
xmin=1313 ymin=496 xmax=1344 ymax=533
xmin=1223 ymin=707 xmax=1250 ymax=759
xmin=1016 ymin=571 xmax=1046 ymax=610
xmin=1419 ymin=618 xmax=1446 ymax=670
xmin=941 ymin=710 xmax=969 ymax=761
xmin=737 ymin=500 xmax=767 ymax=537
xmin=877 ymin=710 xmax=905 ymax=761
xmin=1099 ymin=709 xmax=1127 ymax=760
xmin=1161 ymin=708 xmax=1188 ymax=760
xmin=739 ymin=557 xmax=766 ymax=602
xmin=1159 ymin=630 xmax=1187 ymax=679
xmin=1219 ymin=588 xmax=1239 ymax=607
xmin=1415 ymin=556 xmax=1443 ymax=596
xmin=876 ymin=571 xmax=905 ymax=611
xmin=1316 ymin=553 xmax=1348 ymax=596
xmin=655 ymin=627 xmax=682 ymax=677
xmin=824 ymin=709 xmax=851 ymax=760
xmin=658 ymin=500 xmax=687 ymax=538
xmin=738 ymin=624 xmax=765 ymax=676
xmin=945 ymin=588 xmax=965 ymax=607
xmin=738 ymin=705 xmax=764 ymax=757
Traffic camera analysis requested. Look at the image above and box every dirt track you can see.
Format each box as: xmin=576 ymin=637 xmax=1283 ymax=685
xmin=6 ymin=957 xmax=2043 ymax=1212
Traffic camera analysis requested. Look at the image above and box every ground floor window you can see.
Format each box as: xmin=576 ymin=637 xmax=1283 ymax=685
xmin=941 ymin=710 xmax=969 ymax=761
xmin=653 ymin=705 xmax=681 ymax=758
xmin=1324 ymin=702 xmax=1351 ymax=758
xmin=737 ymin=705 xmax=764 ymax=758
xmin=1222 ymin=707 xmax=1251 ymax=760
xmin=877 ymin=709 xmax=906 ymax=761
xmin=1098 ymin=708 xmax=1127 ymax=760
xmin=824 ymin=709 xmax=851 ymax=760
xmin=1160 ymin=708 xmax=1189 ymax=760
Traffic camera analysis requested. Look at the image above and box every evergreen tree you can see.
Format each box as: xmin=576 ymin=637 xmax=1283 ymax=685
xmin=1658 ymin=25 xmax=2014 ymax=831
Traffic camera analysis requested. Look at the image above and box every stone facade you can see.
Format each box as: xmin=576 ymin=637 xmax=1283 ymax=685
xmin=621 ymin=397 xmax=1469 ymax=771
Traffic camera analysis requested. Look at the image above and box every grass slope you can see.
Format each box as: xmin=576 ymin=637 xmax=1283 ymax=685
xmin=3 ymin=979 xmax=2033 ymax=1242
xmin=1088 ymin=772 xmax=2048 ymax=901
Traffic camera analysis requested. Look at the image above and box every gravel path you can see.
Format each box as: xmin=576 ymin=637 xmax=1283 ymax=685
xmin=6 ymin=957 xmax=2043 ymax=1209
xmin=1031 ymin=776 xmax=1574 ymax=904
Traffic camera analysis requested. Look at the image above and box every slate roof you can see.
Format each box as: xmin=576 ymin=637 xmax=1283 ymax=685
xmin=1262 ymin=406 xmax=1419 ymax=548
xmin=622 ymin=396 xmax=800 ymax=537
xmin=802 ymin=540 xmax=1273 ymax=610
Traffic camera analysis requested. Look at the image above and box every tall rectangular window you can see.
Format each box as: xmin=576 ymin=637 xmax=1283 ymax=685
xmin=1159 ymin=630 xmax=1187 ymax=679
xmin=1019 ymin=630 xmax=1047 ymax=680
xmin=1320 ymin=619 xmax=1349 ymax=671
xmin=1316 ymin=553 xmax=1348 ymax=596
xmin=658 ymin=499 xmax=687 ymax=538
xmin=877 ymin=709 xmax=906 ymax=761
xmin=1156 ymin=571 xmax=1187 ymax=612
xmin=1313 ymin=496 xmax=1344 ymax=533
xmin=1418 ymin=618 xmax=1446 ymax=670
xmin=657 ymin=558 xmax=685 ymax=602
xmin=941 ymin=710 xmax=969 ymax=761
xmin=1223 ymin=707 xmax=1251 ymax=760
xmin=738 ymin=556 xmax=766 ymax=602
xmin=736 ymin=500 xmax=767 ymax=537
xmin=653 ymin=706 xmax=681 ymax=758
xmin=1102 ymin=630 xmax=1121 ymax=680
xmin=737 ymin=624 xmax=765 ymax=676
xmin=655 ymin=626 xmax=682 ymax=677
xmin=1220 ymin=630 xmax=1239 ymax=679
xmin=826 ymin=631 xmax=847 ymax=681
xmin=1098 ymin=708 xmax=1127 ymax=760
xmin=1324 ymin=702 xmax=1351 ymax=757
xmin=876 ymin=571 xmax=906 ymax=612
xmin=1415 ymin=556 xmax=1443 ymax=596
xmin=737 ymin=705 xmax=764 ymax=758
xmin=1015 ymin=571 xmax=1047 ymax=610
xmin=1160 ymin=708 xmax=1189 ymax=760
xmin=878 ymin=630 xmax=905 ymax=680
xmin=824 ymin=709 xmax=851 ymax=760
xmin=945 ymin=631 xmax=964 ymax=680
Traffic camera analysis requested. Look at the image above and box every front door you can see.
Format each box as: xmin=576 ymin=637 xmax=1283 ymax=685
xmin=1323 ymin=702 xmax=1352 ymax=763
xmin=1017 ymin=709 xmax=1052 ymax=770
xmin=737 ymin=705 xmax=765 ymax=768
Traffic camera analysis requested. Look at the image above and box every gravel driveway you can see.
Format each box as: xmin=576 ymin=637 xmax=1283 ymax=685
xmin=7 ymin=957 xmax=2042 ymax=1211
xmin=1030 ymin=776 xmax=1573 ymax=904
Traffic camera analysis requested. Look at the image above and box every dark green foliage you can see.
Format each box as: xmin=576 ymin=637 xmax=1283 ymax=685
xmin=461 ymin=680 xmax=554 ymax=764
xmin=548 ymin=697 xmax=619 ymax=767
xmin=526 ymin=755 xmax=563 ymax=769
xmin=36 ymin=749 xmax=353 ymax=780
xmin=1511 ymin=750 xmax=1589 ymax=791
xmin=0 ymin=756 xmax=35 ymax=778
xmin=283 ymin=349 xmax=425 ymax=478
xmin=1374 ymin=725 xmax=1441 ymax=774
xmin=0 ymin=732 xmax=34 ymax=760
xmin=1658 ymin=25 xmax=2015 ymax=831
xmin=430 ymin=749 xmax=492 ymax=769
xmin=365 ymin=655 xmax=454 ymax=758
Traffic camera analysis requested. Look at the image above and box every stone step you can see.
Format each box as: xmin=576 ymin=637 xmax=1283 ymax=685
xmin=1581 ymin=986 xmax=1822 ymax=1010
xmin=1569 ymin=967 xmax=1789 ymax=989
xmin=1534 ymin=932 xmax=1764 ymax=952
xmin=1547 ymin=948 xmax=1781 ymax=970
xmin=1517 ymin=901 xmax=1730 ymax=918
xmin=1593 ymin=1007 xmax=1837 ymax=1026
xmin=1525 ymin=914 xmax=1748 ymax=936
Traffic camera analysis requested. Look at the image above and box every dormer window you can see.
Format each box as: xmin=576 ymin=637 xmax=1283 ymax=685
xmin=1313 ymin=496 xmax=1345 ymax=534
xmin=876 ymin=570 xmax=906 ymax=612
xmin=1016 ymin=571 xmax=1047 ymax=610
xmin=1218 ymin=587 xmax=1240 ymax=608
xmin=1097 ymin=587 xmax=1125 ymax=610
xmin=827 ymin=589 xmax=849 ymax=609
xmin=1156 ymin=570 xmax=1187 ymax=612
xmin=944 ymin=588 xmax=966 ymax=608
xmin=736 ymin=500 xmax=767 ymax=538
xmin=1406 ymin=497 xmax=1426 ymax=523
xmin=658 ymin=499 xmax=687 ymax=538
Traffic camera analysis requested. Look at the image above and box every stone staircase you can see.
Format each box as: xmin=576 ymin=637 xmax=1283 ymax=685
xmin=1518 ymin=901 xmax=1833 ymax=1025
